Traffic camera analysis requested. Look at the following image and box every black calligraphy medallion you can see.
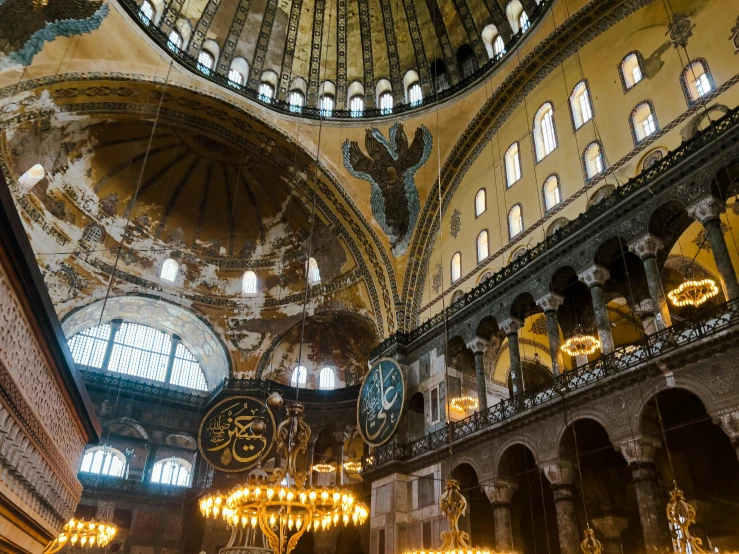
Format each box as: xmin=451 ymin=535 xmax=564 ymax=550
xmin=357 ymin=358 xmax=405 ymax=447
xmin=198 ymin=396 xmax=276 ymax=472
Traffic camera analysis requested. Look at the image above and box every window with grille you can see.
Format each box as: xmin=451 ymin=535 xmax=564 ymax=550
xmin=258 ymin=82 xmax=274 ymax=103
xmin=408 ymin=82 xmax=422 ymax=107
xmin=160 ymin=258 xmax=179 ymax=282
xmin=519 ymin=11 xmax=529 ymax=31
xmin=542 ymin=175 xmax=561 ymax=211
xmin=475 ymin=189 xmax=486 ymax=216
xmin=151 ymin=457 xmax=192 ymax=486
xmin=349 ymin=95 xmax=364 ymax=117
xmin=138 ymin=0 xmax=154 ymax=24
xmin=570 ymin=81 xmax=593 ymax=129
xmin=508 ymin=205 xmax=523 ymax=239
xmin=621 ymin=53 xmax=643 ymax=89
xmin=228 ymin=69 xmax=245 ymax=87
xmin=68 ymin=323 xmax=112 ymax=369
xmin=167 ymin=30 xmax=182 ymax=51
xmin=451 ymin=252 xmax=461 ymax=282
xmin=197 ymin=51 xmax=214 ymax=75
xmin=319 ymin=367 xmax=336 ymax=390
xmin=80 ymin=447 xmax=126 ymax=478
xmin=683 ymin=61 xmax=713 ymax=103
xmin=534 ymin=104 xmax=557 ymax=160
xmin=584 ymin=143 xmax=605 ymax=179
xmin=170 ymin=343 xmax=207 ymax=390
xmin=632 ymin=102 xmax=658 ymax=142
xmin=242 ymin=270 xmax=258 ymax=295
xmin=493 ymin=36 xmax=505 ymax=58
xmin=319 ymin=94 xmax=335 ymax=117
xmin=379 ymin=92 xmax=393 ymax=115
xmin=306 ymin=257 xmax=321 ymax=285
xmin=108 ymin=323 xmax=171 ymax=382
xmin=291 ymin=366 xmax=307 ymax=386
xmin=289 ymin=91 xmax=305 ymax=113
xmin=505 ymin=143 xmax=522 ymax=186
xmin=477 ymin=231 xmax=489 ymax=263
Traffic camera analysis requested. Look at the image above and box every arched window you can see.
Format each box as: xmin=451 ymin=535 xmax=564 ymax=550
xmin=493 ymin=36 xmax=506 ymax=57
xmin=620 ymin=52 xmax=643 ymax=90
xmin=631 ymin=101 xmax=658 ymax=143
xmin=258 ymin=82 xmax=274 ymax=103
xmin=19 ymin=164 xmax=45 ymax=191
xmin=477 ymin=230 xmax=489 ymax=263
xmin=167 ymin=29 xmax=183 ymax=51
xmin=67 ymin=322 xmax=208 ymax=391
xmin=583 ymin=142 xmax=606 ymax=179
xmin=160 ymin=258 xmax=179 ymax=282
xmin=242 ymin=270 xmax=257 ymax=295
xmin=151 ymin=457 xmax=192 ymax=487
xmin=80 ymin=446 xmax=126 ymax=478
xmin=289 ymin=90 xmax=305 ymax=113
xmin=451 ymin=252 xmax=462 ymax=283
xmin=138 ymin=0 xmax=154 ymax=24
xmin=570 ymin=81 xmax=593 ymax=129
xmin=319 ymin=367 xmax=336 ymax=390
xmin=518 ymin=10 xmax=530 ymax=32
xmin=431 ymin=59 xmax=450 ymax=92
xmin=197 ymin=50 xmax=214 ymax=76
xmin=408 ymin=81 xmax=423 ymax=106
xmin=349 ymin=95 xmax=364 ymax=117
xmin=505 ymin=142 xmax=522 ymax=187
xmin=508 ymin=204 xmax=523 ymax=239
xmin=457 ymin=45 xmax=477 ymax=79
xmin=291 ymin=366 xmax=307 ymax=386
xmin=379 ymin=91 xmax=393 ymax=115
xmin=482 ymin=25 xmax=506 ymax=59
xmin=84 ymin=225 xmax=103 ymax=243
xmin=542 ymin=175 xmax=561 ymax=211
xmin=228 ymin=68 xmax=245 ymax=87
xmin=506 ymin=0 xmax=525 ymax=33
xmin=227 ymin=58 xmax=248 ymax=88
xmin=306 ymin=257 xmax=320 ymax=285
xmin=475 ymin=189 xmax=486 ymax=217
xmin=533 ymin=103 xmax=557 ymax=161
xmin=319 ymin=94 xmax=335 ymax=117
xmin=681 ymin=60 xmax=714 ymax=104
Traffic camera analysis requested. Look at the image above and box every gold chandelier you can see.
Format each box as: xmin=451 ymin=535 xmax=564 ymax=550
xmin=43 ymin=518 xmax=117 ymax=553
xmin=404 ymin=478 xmax=494 ymax=554
xmin=311 ymin=463 xmax=334 ymax=473
xmin=561 ymin=333 xmax=601 ymax=357
xmin=667 ymin=278 xmax=719 ymax=307
xmin=200 ymin=402 xmax=368 ymax=554
xmin=343 ymin=461 xmax=362 ymax=474
xmin=449 ymin=395 xmax=479 ymax=413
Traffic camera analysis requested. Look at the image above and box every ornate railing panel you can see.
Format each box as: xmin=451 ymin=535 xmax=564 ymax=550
xmin=78 ymin=474 xmax=190 ymax=498
xmin=79 ymin=369 xmax=207 ymax=406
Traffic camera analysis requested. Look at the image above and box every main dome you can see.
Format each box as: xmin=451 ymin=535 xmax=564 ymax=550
xmin=124 ymin=0 xmax=546 ymax=118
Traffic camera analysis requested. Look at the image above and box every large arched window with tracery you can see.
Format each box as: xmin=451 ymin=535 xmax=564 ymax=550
xmin=80 ymin=446 xmax=126 ymax=478
xmin=67 ymin=321 xmax=208 ymax=391
xmin=151 ymin=457 xmax=192 ymax=486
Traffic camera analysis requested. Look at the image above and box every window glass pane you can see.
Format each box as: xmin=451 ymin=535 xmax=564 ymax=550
xmin=519 ymin=11 xmax=529 ymax=31
xmin=151 ymin=458 xmax=191 ymax=486
xmin=259 ymin=83 xmax=274 ymax=103
xmin=80 ymin=448 xmax=125 ymax=478
xmin=228 ymin=69 xmax=244 ymax=87
xmin=409 ymin=83 xmax=422 ymax=107
xmin=197 ymin=51 xmax=213 ymax=75
xmin=493 ymin=36 xmax=505 ymax=57
xmin=541 ymin=109 xmax=556 ymax=156
xmin=170 ymin=343 xmax=207 ymax=391
xmin=161 ymin=258 xmax=178 ymax=282
xmin=320 ymin=95 xmax=334 ymax=117
xmin=167 ymin=30 xmax=182 ymax=51
xmin=380 ymin=93 xmax=393 ymax=115
xmin=68 ymin=323 xmax=111 ymax=368
xmin=632 ymin=64 xmax=642 ymax=83
xmin=475 ymin=189 xmax=485 ymax=216
xmin=289 ymin=91 xmax=304 ymax=113
xmin=107 ymin=323 xmax=171 ymax=382
xmin=243 ymin=271 xmax=257 ymax=295
xmin=319 ymin=367 xmax=335 ymax=389
xmin=139 ymin=1 xmax=154 ymax=23
xmin=578 ymin=88 xmax=592 ymax=123
xmin=291 ymin=366 xmax=307 ymax=386
xmin=350 ymin=95 xmax=364 ymax=117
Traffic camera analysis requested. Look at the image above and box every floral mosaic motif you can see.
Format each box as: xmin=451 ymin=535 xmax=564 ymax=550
xmin=0 ymin=0 xmax=109 ymax=68
xmin=692 ymin=222 xmax=730 ymax=253
xmin=666 ymin=13 xmax=694 ymax=50
xmin=342 ymin=124 xmax=433 ymax=256
xmin=642 ymin=149 xmax=665 ymax=170
xmin=731 ymin=16 xmax=739 ymax=54
xmin=450 ymin=209 xmax=461 ymax=239
xmin=530 ymin=315 xmax=548 ymax=336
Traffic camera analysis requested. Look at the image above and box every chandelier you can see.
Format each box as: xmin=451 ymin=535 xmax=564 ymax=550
xmin=561 ymin=333 xmax=601 ymax=357
xmin=449 ymin=395 xmax=479 ymax=413
xmin=312 ymin=463 xmax=334 ymax=473
xmin=343 ymin=461 xmax=362 ymax=474
xmin=199 ymin=402 xmax=368 ymax=554
xmin=667 ymin=278 xmax=719 ymax=307
xmin=43 ymin=518 xmax=117 ymax=553
xmin=404 ymin=478 xmax=493 ymax=554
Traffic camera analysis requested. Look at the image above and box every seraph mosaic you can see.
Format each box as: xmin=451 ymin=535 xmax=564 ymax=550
xmin=342 ymin=123 xmax=432 ymax=256
xmin=0 ymin=0 xmax=108 ymax=68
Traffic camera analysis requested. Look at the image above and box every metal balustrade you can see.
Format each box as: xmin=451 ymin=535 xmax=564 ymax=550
xmin=78 ymin=474 xmax=190 ymax=497
xmin=364 ymin=297 xmax=739 ymax=471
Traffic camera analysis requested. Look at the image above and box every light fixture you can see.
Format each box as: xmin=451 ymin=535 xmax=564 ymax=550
xmin=404 ymin=478 xmax=493 ymax=554
xmin=666 ymin=485 xmax=708 ymax=554
xmin=43 ymin=519 xmax=117 ymax=553
xmin=667 ymin=278 xmax=719 ymax=307
xmin=449 ymin=395 xmax=479 ymax=413
xmin=561 ymin=332 xmax=601 ymax=357
xmin=312 ymin=463 xmax=334 ymax=473
xmin=200 ymin=403 xmax=368 ymax=554
xmin=343 ymin=461 xmax=362 ymax=474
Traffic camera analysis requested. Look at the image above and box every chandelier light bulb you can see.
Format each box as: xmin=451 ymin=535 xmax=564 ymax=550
xmin=561 ymin=333 xmax=601 ymax=357
xmin=667 ymin=278 xmax=719 ymax=307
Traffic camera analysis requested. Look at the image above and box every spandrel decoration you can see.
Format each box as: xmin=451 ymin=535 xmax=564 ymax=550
xmin=357 ymin=358 xmax=405 ymax=447
xmin=198 ymin=395 xmax=275 ymax=472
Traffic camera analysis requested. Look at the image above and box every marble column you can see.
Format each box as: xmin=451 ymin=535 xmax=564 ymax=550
xmin=500 ymin=318 xmax=524 ymax=395
xmin=535 ymin=293 xmax=565 ymax=376
xmin=333 ymin=431 xmax=349 ymax=486
xmin=468 ymin=338 xmax=490 ymax=412
xmin=628 ymin=234 xmax=671 ymax=330
xmin=688 ymin=196 xmax=739 ymax=301
xmin=634 ymin=299 xmax=659 ymax=336
xmin=543 ymin=463 xmax=580 ymax=554
xmin=484 ymin=481 xmax=517 ymax=552
xmin=715 ymin=409 xmax=739 ymax=462
xmin=617 ymin=438 xmax=672 ymax=551
xmin=591 ymin=516 xmax=629 ymax=554
xmin=578 ymin=265 xmax=615 ymax=354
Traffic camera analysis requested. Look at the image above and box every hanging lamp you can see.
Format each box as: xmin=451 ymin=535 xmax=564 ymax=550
xmin=449 ymin=394 xmax=479 ymax=414
xmin=560 ymin=331 xmax=601 ymax=357
xmin=43 ymin=519 xmax=117 ymax=553
xmin=667 ymin=278 xmax=719 ymax=307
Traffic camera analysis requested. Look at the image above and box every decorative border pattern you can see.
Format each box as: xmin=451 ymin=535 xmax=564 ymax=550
xmin=247 ymin=0 xmax=278 ymax=88
xmin=307 ymin=0 xmax=328 ymax=104
xmin=186 ymin=0 xmax=221 ymax=57
xmin=277 ymin=0 xmax=304 ymax=99
xmin=400 ymin=0 xmax=432 ymax=90
xmin=377 ymin=0 xmax=403 ymax=102
xmin=423 ymin=0 xmax=460 ymax=85
xmin=337 ymin=0 xmax=348 ymax=105
xmin=356 ymin=0 xmax=375 ymax=105
xmin=452 ymin=0 xmax=487 ymax=64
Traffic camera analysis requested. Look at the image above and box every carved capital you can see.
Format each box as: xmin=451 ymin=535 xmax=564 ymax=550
xmin=713 ymin=409 xmax=739 ymax=442
xmin=535 ymin=293 xmax=565 ymax=313
xmin=627 ymin=233 xmax=664 ymax=260
xmin=591 ymin=515 xmax=629 ymax=540
xmin=577 ymin=264 xmax=610 ymax=288
xmin=498 ymin=317 xmax=523 ymax=336
xmin=541 ymin=462 xmax=577 ymax=486
xmin=467 ymin=338 xmax=490 ymax=355
xmin=483 ymin=480 xmax=517 ymax=505
xmin=616 ymin=436 xmax=662 ymax=465
xmin=633 ymin=298 xmax=656 ymax=318
xmin=687 ymin=195 xmax=725 ymax=224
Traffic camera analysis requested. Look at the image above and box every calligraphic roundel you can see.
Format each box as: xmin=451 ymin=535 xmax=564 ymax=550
xmin=357 ymin=358 xmax=406 ymax=447
xmin=198 ymin=396 xmax=276 ymax=472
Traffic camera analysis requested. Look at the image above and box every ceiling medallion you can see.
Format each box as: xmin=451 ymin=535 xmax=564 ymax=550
xmin=449 ymin=395 xmax=479 ymax=414
xmin=560 ymin=333 xmax=601 ymax=357
xmin=43 ymin=519 xmax=117 ymax=553
xmin=667 ymin=278 xmax=719 ymax=307
xmin=199 ymin=401 xmax=368 ymax=554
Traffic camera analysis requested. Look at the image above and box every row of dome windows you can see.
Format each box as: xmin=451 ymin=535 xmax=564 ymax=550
xmin=290 ymin=365 xmax=337 ymax=390
xmin=448 ymin=57 xmax=716 ymax=285
xmin=80 ymin=446 xmax=192 ymax=487
xmin=136 ymin=0 xmax=538 ymax=115
xmin=158 ymin=257 xmax=321 ymax=293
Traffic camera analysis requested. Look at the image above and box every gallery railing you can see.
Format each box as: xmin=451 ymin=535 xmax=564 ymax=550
xmin=78 ymin=474 xmax=190 ymax=498
xmin=371 ymin=105 xmax=739 ymax=358
xmin=79 ymin=368 xmax=207 ymax=406
xmin=115 ymin=0 xmax=549 ymax=120
xmin=364 ymin=297 xmax=739 ymax=470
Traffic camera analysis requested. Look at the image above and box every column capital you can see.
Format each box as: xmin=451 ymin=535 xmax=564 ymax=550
xmin=591 ymin=515 xmax=629 ymax=541
xmin=627 ymin=233 xmax=664 ymax=260
xmin=483 ymin=480 xmax=517 ymax=505
xmin=616 ymin=436 xmax=662 ymax=465
xmin=687 ymin=195 xmax=725 ymax=224
xmin=633 ymin=298 xmax=655 ymax=318
xmin=577 ymin=265 xmax=610 ymax=288
xmin=499 ymin=317 xmax=523 ymax=335
xmin=467 ymin=337 xmax=490 ymax=354
xmin=536 ymin=293 xmax=565 ymax=312
xmin=541 ymin=462 xmax=577 ymax=486
xmin=713 ymin=409 xmax=739 ymax=442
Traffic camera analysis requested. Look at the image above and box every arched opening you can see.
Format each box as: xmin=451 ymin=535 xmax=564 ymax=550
xmin=407 ymin=391 xmax=425 ymax=439
xmin=451 ymin=463 xmax=495 ymax=548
